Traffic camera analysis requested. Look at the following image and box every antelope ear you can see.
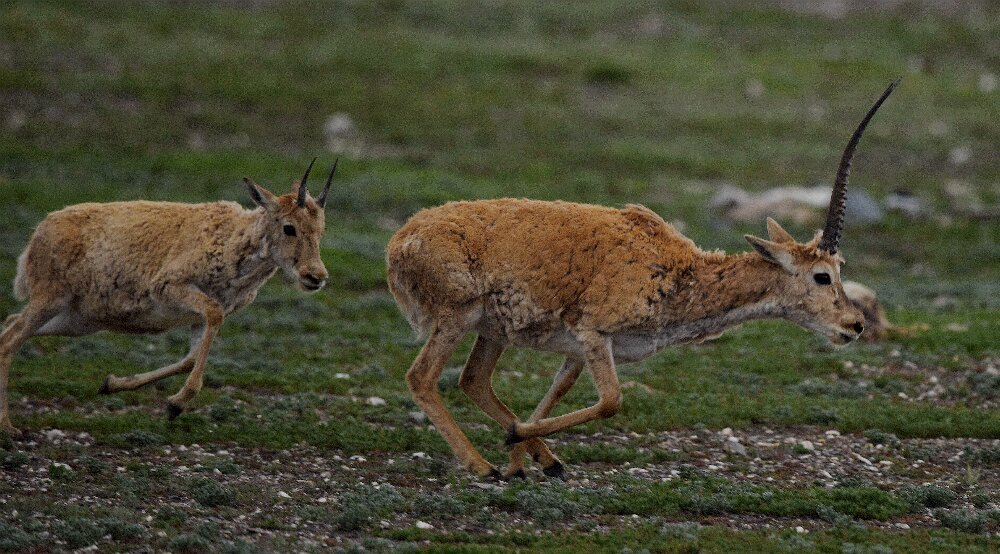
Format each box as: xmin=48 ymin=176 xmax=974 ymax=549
xmin=766 ymin=217 xmax=795 ymax=243
xmin=745 ymin=234 xmax=796 ymax=273
xmin=244 ymin=177 xmax=279 ymax=211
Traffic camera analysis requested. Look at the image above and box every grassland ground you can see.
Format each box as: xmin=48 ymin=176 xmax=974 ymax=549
xmin=1 ymin=0 xmax=999 ymax=551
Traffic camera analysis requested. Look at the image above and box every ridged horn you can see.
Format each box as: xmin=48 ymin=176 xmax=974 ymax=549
xmin=297 ymin=157 xmax=316 ymax=208
xmin=317 ymin=158 xmax=338 ymax=208
xmin=818 ymin=79 xmax=899 ymax=253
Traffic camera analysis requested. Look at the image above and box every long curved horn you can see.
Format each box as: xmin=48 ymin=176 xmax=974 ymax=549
xmin=297 ymin=157 xmax=316 ymax=208
xmin=317 ymin=158 xmax=338 ymax=208
xmin=818 ymin=80 xmax=899 ymax=253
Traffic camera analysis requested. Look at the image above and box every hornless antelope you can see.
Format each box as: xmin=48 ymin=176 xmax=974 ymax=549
xmin=387 ymin=82 xmax=898 ymax=479
xmin=0 ymin=160 xmax=338 ymax=434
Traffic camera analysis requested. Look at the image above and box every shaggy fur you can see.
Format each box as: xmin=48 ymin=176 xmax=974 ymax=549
xmin=0 ymin=170 xmax=332 ymax=434
xmin=387 ymin=200 xmax=866 ymax=478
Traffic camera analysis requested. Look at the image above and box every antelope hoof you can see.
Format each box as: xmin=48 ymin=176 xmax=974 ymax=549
xmin=0 ymin=420 xmax=22 ymax=438
xmin=543 ymin=460 xmax=567 ymax=480
xmin=98 ymin=375 xmax=114 ymax=395
xmin=505 ymin=468 xmax=527 ymax=481
xmin=166 ymin=402 xmax=183 ymax=421
xmin=505 ymin=422 xmax=526 ymax=446
xmin=485 ymin=466 xmax=504 ymax=481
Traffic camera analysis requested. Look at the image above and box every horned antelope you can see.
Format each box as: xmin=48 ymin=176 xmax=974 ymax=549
xmin=0 ymin=160 xmax=338 ymax=434
xmin=387 ymin=82 xmax=898 ymax=479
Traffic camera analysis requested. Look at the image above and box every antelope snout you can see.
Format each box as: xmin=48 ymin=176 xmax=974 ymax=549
xmin=836 ymin=316 xmax=865 ymax=343
xmin=298 ymin=268 xmax=328 ymax=291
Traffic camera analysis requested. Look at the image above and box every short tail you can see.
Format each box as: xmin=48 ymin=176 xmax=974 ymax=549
xmin=13 ymin=249 xmax=29 ymax=302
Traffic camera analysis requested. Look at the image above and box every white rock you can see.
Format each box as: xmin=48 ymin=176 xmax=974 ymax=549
xmin=795 ymin=526 xmax=807 ymax=534
xmin=324 ymin=113 xmax=356 ymax=137
xmin=949 ymin=145 xmax=972 ymax=165
xmin=366 ymin=396 xmax=386 ymax=406
xmin=745 ymin=79 xmax=765 ymax=98
xmin=825 ymin=430 xmax=841 ymax=437
xmin=335 ymin=373 xmax=350 ymax=379
xmin=853 ymin=453 xmax=874 ymax=466
xmin=720 ymin=427 xmax=733 ymax=436
xmin=799 ymin=440 xmax=815 ymax=452
xmin=44 ymin=429 xmax=66 ymax=440
xmin=724 ymin=440 xmax=748 ymax=457
xmin=318 ymin=497 xmax=328 ymax=503
xmin=979 ymin=72 xmax=998 ymax=93
xmin=896 ymin=522 xmax=910 ymax=529
xmin=412 ymin=451 xmax=430 ymax=460
xmin=416 ymin=520 xmax=434 ymax=530
xmin=409 ymin=411 xmax=427 ymax=424
xmin=350 ymin=455 xmax=367 ymax=462
xmin=277 ymin=491 xmax=291 ymax=499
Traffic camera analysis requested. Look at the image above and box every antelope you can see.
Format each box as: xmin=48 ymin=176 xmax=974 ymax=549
xmin=0 ymin=160 xmax=338 ymax=435
xmin=387 ymin=82 xmax=898 ymax=479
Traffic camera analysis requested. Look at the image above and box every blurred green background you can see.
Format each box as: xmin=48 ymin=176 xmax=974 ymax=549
xmin=1 ymin=1 xmax=999 ymax=550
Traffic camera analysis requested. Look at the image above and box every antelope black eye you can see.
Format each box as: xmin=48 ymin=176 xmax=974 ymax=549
xmin=283 ymin=224 xmax=297 ymax=237
xmin=813 ymin=272 xmax=832 ymax=285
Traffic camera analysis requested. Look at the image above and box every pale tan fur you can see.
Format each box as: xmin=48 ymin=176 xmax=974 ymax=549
xmin=387 ymin=200 xmax=865 ymax=478
xmin=0 ymin=174 xmax=331 ymax=434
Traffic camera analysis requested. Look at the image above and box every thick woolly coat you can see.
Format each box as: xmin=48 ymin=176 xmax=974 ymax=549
xmin=387 ymin=199 xmax=813 ymax=362
xmin=14 ymin=200 xmax=282 ymax=335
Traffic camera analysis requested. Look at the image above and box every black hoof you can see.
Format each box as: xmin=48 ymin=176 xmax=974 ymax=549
xmin=506 ymin=469 xmax=527 ymax=481
xmin=543 ymin=460 xmax=567 ymax=480
xmin=486 ymin=467 xmax=504 ymax=481
xmin=505 ymin=423 xmax=526 ymax=446
xmin=166 ymin=402 xmax=183 ymax=421
xmin=98 ymin=376 xmax=113 ymax=395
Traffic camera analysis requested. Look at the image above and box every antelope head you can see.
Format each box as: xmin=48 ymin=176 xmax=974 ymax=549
xmin=243 ymin=158 xmax=337 ymax=292
xmin=744 ymin=81 xmax=898 ymax=345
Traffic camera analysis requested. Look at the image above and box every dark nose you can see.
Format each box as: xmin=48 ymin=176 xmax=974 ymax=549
xmin=302 ymin=273 xmax=323 ymax=286
xmin=851 ymin=321 xmax=864 ymax=334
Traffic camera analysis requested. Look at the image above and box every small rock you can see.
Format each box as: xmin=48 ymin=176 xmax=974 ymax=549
xmin=366 ymin=396 xmax=386 ymax=406
xmin=409 ymin=411 xmax=427 ymax=424
xmin=825 ymin=430 xmax=841 ymax=437
xmin=745 ymin=79 xmax=765 ymax=98
xmin=43 ymin=429 xmax=66 ymax=441
xmin=846 ymin=189 xmax=884 ymax=223
xmin=277 ymin=491 xmax=291 ymax=499
xmin=724 ymin=440 xmax=748 ymax=457
xmin=795 ymin=526 xmax=807 ymax=534
xmin=884 ymin=189 xmax=926 ymax=218
xmin=324 ymin=113 xmax=356 ymax=138
xmin=335 ymin=373 xmax=350 ymax=379
xmin=799 ymin=440 xmax=815 ymax=452
xmin=416 ymin=520 xmax=434 ymax=530
xmin=949 ymin=145 xmax=972 ymax=165
xmin=720 ymin=427 xmax=733 ymax=437
xmin=411 ymin=451 xmax=430 ymax=460
xmin=979 ymin=72 xmax=998 ymax=93
xmin=896 ymin=522 xmax=910 ymax=530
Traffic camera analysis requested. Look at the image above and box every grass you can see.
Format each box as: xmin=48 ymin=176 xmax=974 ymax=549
xmin=1 ymin=0 xmax=999 ymax=551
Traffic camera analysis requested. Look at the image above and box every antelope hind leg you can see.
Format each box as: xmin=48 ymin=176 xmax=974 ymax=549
xmin=408 ymin=322 xmax=499 ymax=478
xmin=506 ymin=356 xmax=585 ymax=479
